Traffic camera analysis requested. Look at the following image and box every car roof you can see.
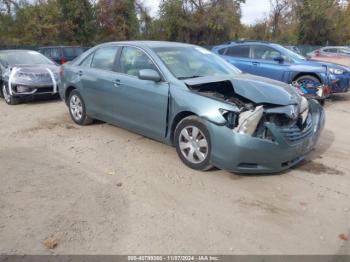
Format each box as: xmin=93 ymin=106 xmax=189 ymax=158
xmin=321 ymin=46 xmax=350 ymax=49
xmin=0 ymin=49 xmax=39 ymax=54
xmin=98 ymin=41 xmax=196 ymax=49
xmin=38 ymin=46 xmax=82 ymax=49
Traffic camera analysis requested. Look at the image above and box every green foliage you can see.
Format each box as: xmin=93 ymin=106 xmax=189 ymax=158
xmin=149 ymin=0 xmax=245 ymax=45
xmin=57 ymin=0 xmax=96 ymax=45
xmin=1 ymin=0 xmax=350 ymax=46
xmin=95 ymin=0 xmax=138 ymax=42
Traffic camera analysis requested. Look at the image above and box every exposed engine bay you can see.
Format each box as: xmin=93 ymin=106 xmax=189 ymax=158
xmin=186 ymin=79 xmax=310 ymax=140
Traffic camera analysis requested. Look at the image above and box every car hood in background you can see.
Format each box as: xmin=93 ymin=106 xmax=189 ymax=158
xmin=294 ymin=59 xmax=350 ymax=72
xmin=2 ymin=64 xmax=59 ymax=86
xmin=184 ymin=73 xmax=301 ymax=106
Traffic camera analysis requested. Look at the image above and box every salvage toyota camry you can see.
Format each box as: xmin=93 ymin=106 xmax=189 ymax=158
xmin=59 ymin=41 xmax=325 ymax=173
xmin=0 ymin=50 xmax=59 ymax=105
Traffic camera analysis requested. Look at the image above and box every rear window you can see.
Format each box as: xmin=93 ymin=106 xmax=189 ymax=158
xmin=226 ymin=45 xmax=250 ymax=58
xmin=63 ymin=47 xmax=84 ymax=58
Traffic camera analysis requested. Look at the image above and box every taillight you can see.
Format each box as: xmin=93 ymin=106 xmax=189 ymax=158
xmin=315 ymin=50 xmax=320 ymax=56
xmin=60 ymin=57 xmax=66 ymax=64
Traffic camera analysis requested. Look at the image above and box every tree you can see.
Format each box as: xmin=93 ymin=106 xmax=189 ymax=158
xmin=95 ymin=0 xmax=139 ymax=42
xmin=270 ymin=0 xmax=289 ymax=39
xmin=297 ymin=0 xmax=339 ymax=45
xmin=151 ymin=0 xmax=245 ymax=45
xmin=57 ymin=0 xmax=96 ymax=45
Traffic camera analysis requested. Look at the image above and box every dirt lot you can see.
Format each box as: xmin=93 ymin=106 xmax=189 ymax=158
xmin=0 ymin=94 xmax=350 ymax=255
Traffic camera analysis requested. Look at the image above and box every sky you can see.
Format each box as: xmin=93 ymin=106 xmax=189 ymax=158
xmin=142 ymin=0 xmax=271 ymax=25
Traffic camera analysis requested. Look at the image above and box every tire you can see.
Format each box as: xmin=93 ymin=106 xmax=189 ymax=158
xmin=2 ymin=83 xmax=20 ymax=105
xmin=174 ymin=116 xmax=212 ymax=171
xmin=295 ymin=75 xmax=321 ymax=88
xmin=68 ymin=89 xmax=93 ymax=125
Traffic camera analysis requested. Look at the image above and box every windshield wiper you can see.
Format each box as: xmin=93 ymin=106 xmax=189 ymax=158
xmin=178 ymin=75 xmax=204 ymax=80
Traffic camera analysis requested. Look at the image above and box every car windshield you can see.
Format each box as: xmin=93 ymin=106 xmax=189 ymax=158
xmin=63 ymin=47 xmax=84 ymax=58
xmin=0 ymin=51 xmax=55 ymax=66
xmin=152 ymin=46 xmax=241 ymax=79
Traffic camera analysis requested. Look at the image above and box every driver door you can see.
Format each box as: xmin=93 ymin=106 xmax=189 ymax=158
xmin=111 ymin=46 xmax=169 ymax=141
xmin=250 ymin=44 xmax=291 ymax=82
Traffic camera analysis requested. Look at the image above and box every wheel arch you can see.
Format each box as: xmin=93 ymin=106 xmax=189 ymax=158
xmin=170 ymin=111 xmax=198 ymax=145
xmin=65 ymin=86 xmax=77 ymax=105
xmin=292 ymin=72 xmax=322 ymax=83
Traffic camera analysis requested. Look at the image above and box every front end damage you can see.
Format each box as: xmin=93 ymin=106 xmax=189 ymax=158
xmin=2 ymin=65 xmax=59 ymax=97
xmin=185 ymin=77 xmax=325 ymax=173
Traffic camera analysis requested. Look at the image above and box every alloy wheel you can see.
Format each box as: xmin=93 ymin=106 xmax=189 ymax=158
xmin=178 ymin=125 xmax=209 ymax=164
xmin=70 ymin=94 xmax=83 ymax=121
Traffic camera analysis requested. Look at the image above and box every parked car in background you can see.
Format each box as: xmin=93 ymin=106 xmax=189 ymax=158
xmin=59 ymin=41 xmax=325 ymax=174
xmin=285 ymin=45 xmax=302 ymax=55
xmin=39 ymin=46 xmax=84 ymax=64
xmin=212 ymin=40 xmax=350 ymax=95
xmin=307 ymin=46 xmax=350 ymax=58
xmin=0 ymin=50 xmax=59 ymax=105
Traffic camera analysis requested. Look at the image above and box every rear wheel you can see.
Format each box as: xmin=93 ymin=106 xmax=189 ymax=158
xmin=2 ymin=83 xmax=20 ymax=105
xmin=68 ymin=90 xmax=93 ymax=125
xmin=174 ymin=116 xmax=212 ymax=171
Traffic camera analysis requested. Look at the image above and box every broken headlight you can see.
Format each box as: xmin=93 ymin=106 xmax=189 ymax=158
xmin=220 ymin=106 xmax=264 ymax=136
xmin=234 ymin=106 xmax=264 ymax=135
xmin=219 ymin=109 xmax=238 ymax=129
xmin=300 ymin=97 xmax=309 ymax=125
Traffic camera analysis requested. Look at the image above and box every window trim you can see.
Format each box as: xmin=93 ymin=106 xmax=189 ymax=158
xmin=88 ymin=45 xmax=120 ymax=72
xmin=250 ymin=44 xmax=292 ymax=63
xmin=116 ymin=45 xmax=167 ymax=82
xmin=224 ymin=44 xmax=250 ymax=59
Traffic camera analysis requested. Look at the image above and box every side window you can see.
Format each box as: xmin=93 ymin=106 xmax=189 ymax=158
xmin=51 ymin=48 xmax=61 ymax=60
xmin=225 ymin=45 xmax=250 ymax=58
xmin=91 ymin=46 xmax=119 ymax=71
xmin=119 ymin=46 xmax=157 ymax=77
xmin=251 ymin=45 xmax=281 ymax=60
xmin=324 ymin=48 xmax=337 ymax=53
xmin=80 ymin=53 xmax=94 ymax=67
xmin=251 ymin=45 xmax=290 ymax=62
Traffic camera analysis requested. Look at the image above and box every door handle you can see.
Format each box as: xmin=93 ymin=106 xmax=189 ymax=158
xmin=113 ymin=79 xmax=123 ymax=87
xmin=252 ymin=62 xmax=260 ymax=66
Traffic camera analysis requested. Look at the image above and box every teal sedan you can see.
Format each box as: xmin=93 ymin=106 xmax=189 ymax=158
xmin=59 ymin=41 xmax=325 ymax=174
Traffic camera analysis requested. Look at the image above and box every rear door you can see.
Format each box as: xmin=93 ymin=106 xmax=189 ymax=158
xmin=111 ymin=46 xmax=169 ymax=140
xmin=250 ymin=44 xmax=291 ymax=81
xmin=222 ymin=45 xmax=252 ymax=72
xmin=78 ymin=46 xmax=120 ymax=122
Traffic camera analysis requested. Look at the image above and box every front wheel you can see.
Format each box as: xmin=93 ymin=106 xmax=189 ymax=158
xmin=2 ymin=83 xmax=20 ymax=105
xmin=174 ymin=116 xmax=212 ymax=171
xmin=68 ymin=90 xmax=93 ymax=125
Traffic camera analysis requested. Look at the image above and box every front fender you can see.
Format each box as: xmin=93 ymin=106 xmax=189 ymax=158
xmin=169 ymin=84 xmax=239 ymax=126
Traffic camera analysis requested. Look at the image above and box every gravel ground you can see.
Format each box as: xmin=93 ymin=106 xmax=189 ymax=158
xmin=0 ymin=94 xmax=349 ymax=255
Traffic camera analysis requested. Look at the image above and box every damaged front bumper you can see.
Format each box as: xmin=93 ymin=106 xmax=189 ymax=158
xmin=4 ymin=66 xmax=58 ymax=97
xmin=207 ymin=99 xmax=325 ymax=174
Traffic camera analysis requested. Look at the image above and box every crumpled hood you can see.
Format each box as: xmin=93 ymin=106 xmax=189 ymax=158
xmin=2 ymin=64 xmax=59 ymax=86
xmin=184 ymin=73 xmax=301 ymax=106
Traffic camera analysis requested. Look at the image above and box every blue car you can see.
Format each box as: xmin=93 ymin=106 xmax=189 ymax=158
xmin=212 ymin=41 xmax=350 ymax=95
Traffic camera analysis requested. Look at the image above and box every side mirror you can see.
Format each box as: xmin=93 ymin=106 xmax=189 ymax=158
xmin=274 ymin=56 xmax=284 ymax=64
xmin=138 ymin=69 xmax=161 ymax=82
